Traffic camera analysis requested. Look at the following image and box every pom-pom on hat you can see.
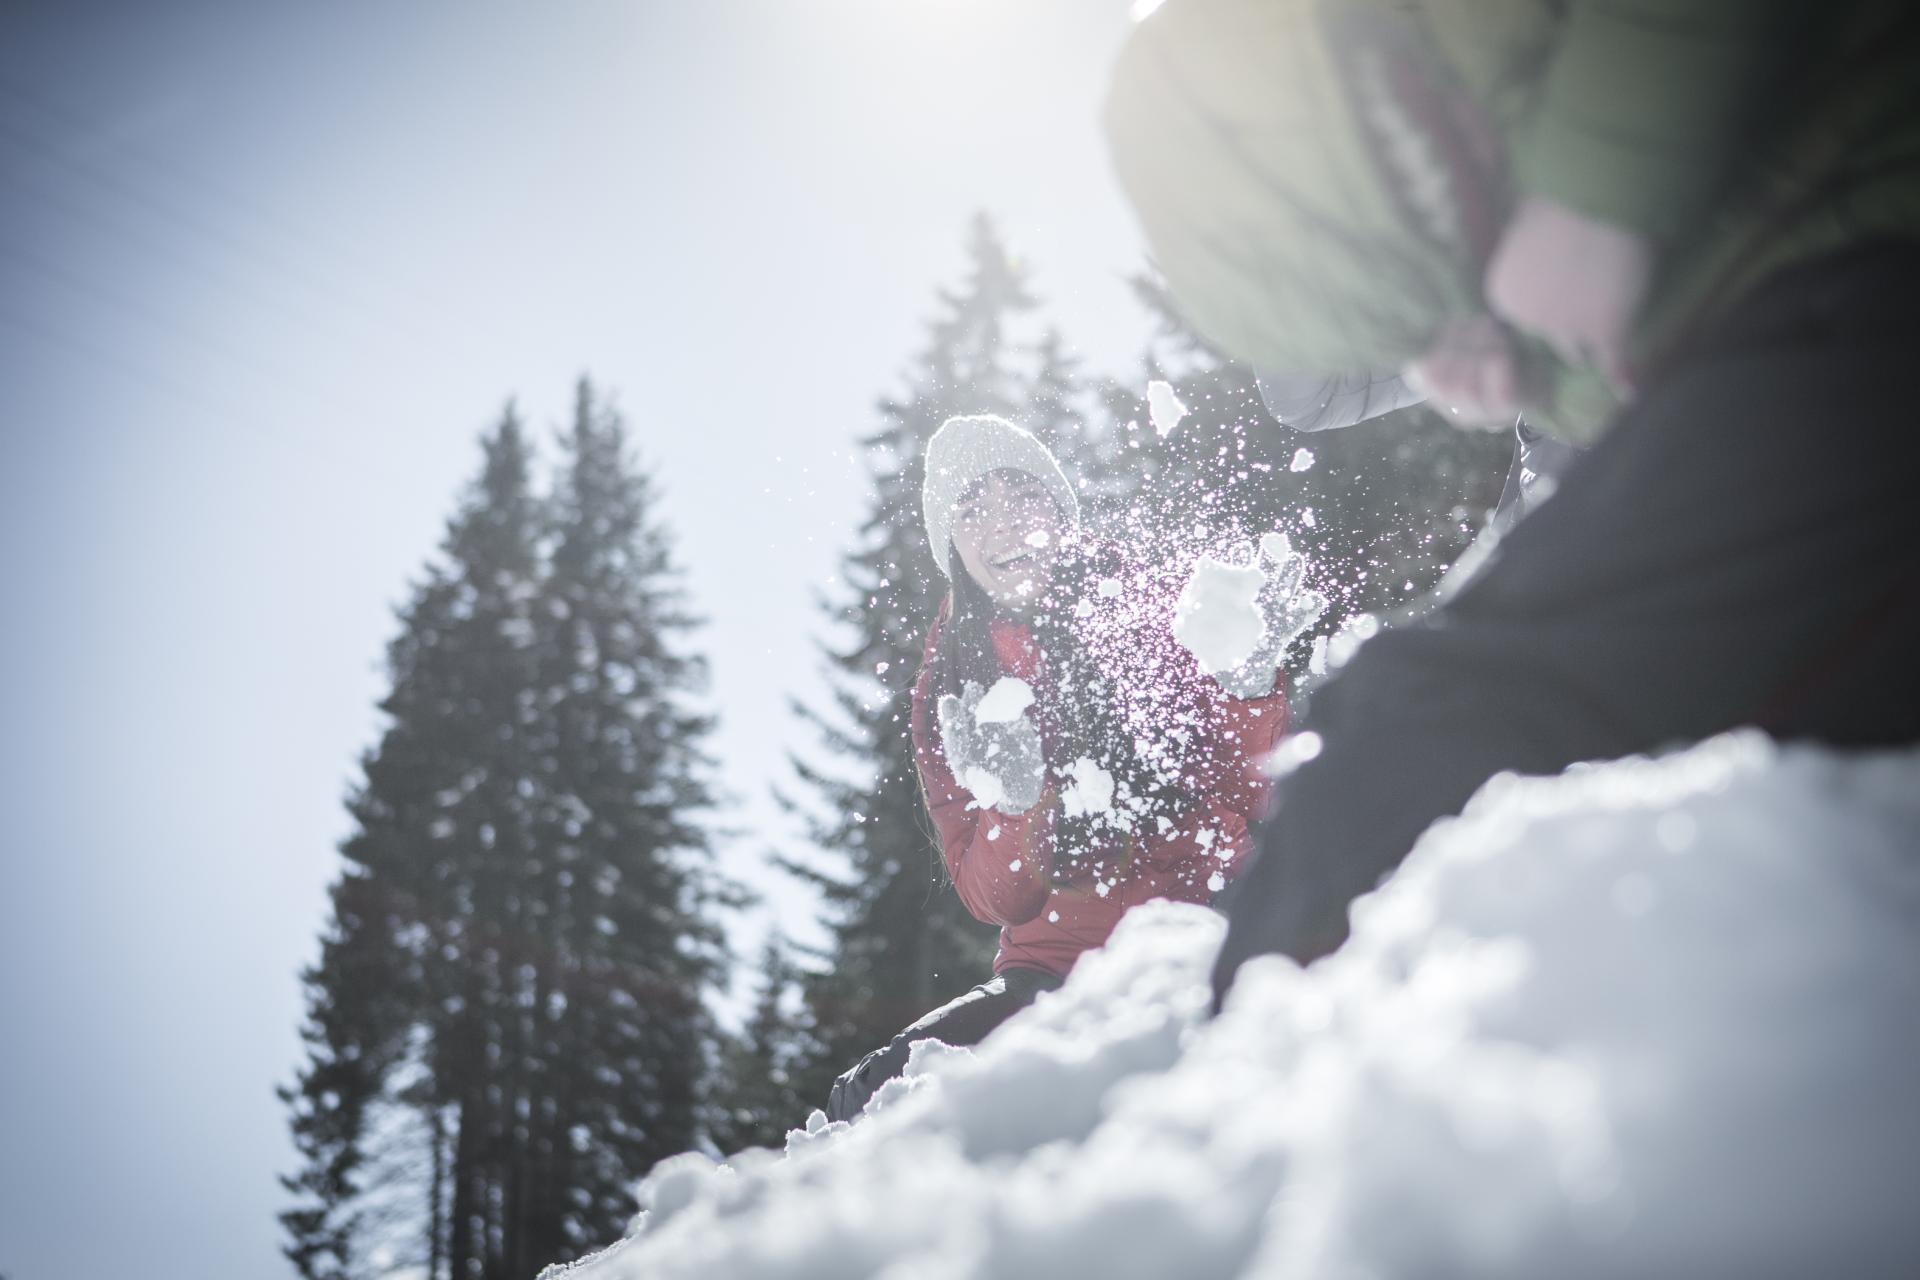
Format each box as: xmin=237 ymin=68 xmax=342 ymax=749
xmin=922 ymin=415 xmax=1079 ymax=579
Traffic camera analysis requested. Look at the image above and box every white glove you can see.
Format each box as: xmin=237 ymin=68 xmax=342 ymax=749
xmin=1215 ymin=533 xmax=1326 ymax=699
xmin=936 ymin=680 xmax=1047 ymax=814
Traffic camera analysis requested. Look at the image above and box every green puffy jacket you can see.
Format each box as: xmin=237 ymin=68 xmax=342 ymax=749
xmin=1106 ymin=0 xmax=1920 ymax=442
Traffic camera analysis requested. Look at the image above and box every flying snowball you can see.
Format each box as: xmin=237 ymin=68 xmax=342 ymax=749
xmin=1173 ymin=554 xmax=1268 ymax=673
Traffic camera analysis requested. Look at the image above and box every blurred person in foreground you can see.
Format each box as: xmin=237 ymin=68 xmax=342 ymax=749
xmin=1103 ymin=0 xmax=1920 ymax=1002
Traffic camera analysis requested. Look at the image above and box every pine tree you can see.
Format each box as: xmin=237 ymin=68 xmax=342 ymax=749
xmin=778 ymin=214 xmax=1050 ymax=1106
xmin=705 ymin=937 xmax=810 ymax=1154
xmin=281 ymin=388 xmax=734 ymax=1279
xmin=284 ymin=408 xmax=547 ymax=1280
xmin=518 ymin=378 xmax=735 ymax=1267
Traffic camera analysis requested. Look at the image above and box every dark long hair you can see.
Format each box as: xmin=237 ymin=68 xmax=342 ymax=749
xmin=928 ymin=534 xmax=1220 ymax=885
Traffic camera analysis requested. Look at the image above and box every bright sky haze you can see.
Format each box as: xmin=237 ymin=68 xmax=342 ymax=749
xmin=0 ymin=3 xmax=1158 ymax=1277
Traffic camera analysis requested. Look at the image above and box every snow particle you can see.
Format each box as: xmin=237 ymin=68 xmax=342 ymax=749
xmin=1147 ymin=379 xmax=1188 ymax=437
xmin=1290 ymin=447 xmax=1315 ymax=472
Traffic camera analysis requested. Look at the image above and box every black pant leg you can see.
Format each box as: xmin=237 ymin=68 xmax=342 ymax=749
xmin=1215 ymin=246 xmax=1920 ymax=999
xmin=825 ymin=967 xmax=1063 ymax=1121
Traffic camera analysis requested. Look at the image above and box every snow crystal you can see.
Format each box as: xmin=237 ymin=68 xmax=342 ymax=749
xmin=1060 ymin=757 xmax=1116 ymax=819
xmin=1048 ymin=910 xmax=1060 ymax=924
xmin=973 ymin=677 xmax=1035 ymax=725
xmin=1074 ymin=598 xmax=1095 ymax=619
xmin=1258 ymin=531 xmax=1292 ymax=564
xmin=1301 ymin=507 xmax=1316 ymax=529
xmin=1147 ymin=379 xmax=1188 ymax=437
xmin=1025 ymin=530 xmax=1052 ymax=548
xmin=986 ymin=826 xmax=1001 ymax=842
xmin=1289 ymin=447 xmax=1315 ymax=472
xmin=562 ymin=735 xmax=1920 ymax=1280
xmin=1008 ymin=859 xmax=1023 ymax=873
xmin=1097 ymin=577 xmax=1123 ymax=599
xmin=1172 ymin=554 xmax=1268 ymax=674
xmin=1207 ymin=871 xmax=1226 ymax=894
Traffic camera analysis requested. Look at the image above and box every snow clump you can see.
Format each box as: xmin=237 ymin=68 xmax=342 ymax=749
xmin=1059 ymin=756 xmax=1116 ymax=819
xmin=972 ymin=677 xmax=1034 ymax=725
xmin=1172 ymin=554 xmax=1268 ymax=673
xmin=553 ymin=733 xmax=1920 ymax=1280
xmin=958 ymin=766 xmax=1005 ymax=811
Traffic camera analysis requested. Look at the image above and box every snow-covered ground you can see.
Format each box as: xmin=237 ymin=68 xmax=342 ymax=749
xmin=551 ymin=733 xmax=1920 ymax=1279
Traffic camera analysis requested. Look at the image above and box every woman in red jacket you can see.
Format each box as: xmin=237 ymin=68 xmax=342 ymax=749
xmin=824 ymin=414 xmax=1318 ymax=1122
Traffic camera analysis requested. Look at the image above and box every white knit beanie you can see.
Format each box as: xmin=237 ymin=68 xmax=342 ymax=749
xmin=922 ymin=415 xmax=1080 ymax=578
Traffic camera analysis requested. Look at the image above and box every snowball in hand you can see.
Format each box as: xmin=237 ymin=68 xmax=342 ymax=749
xmin=972 ymin=677 xmax=1034 ymax=725
xmin=1173 ymin=554 xmax=1268 ymax=674
xmin=959 ymin=766 xmax=1006 ymax=811
xmin=1147 ymin=379 xmax=1188 ymax=437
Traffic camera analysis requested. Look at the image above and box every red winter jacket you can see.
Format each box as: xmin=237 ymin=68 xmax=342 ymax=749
xmin=909 ymin=597 xmax=1288 ymax=979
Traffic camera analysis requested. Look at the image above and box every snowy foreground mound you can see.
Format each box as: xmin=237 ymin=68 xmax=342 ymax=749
xmin=555 ymin=734 xmax=1920 ymax=1279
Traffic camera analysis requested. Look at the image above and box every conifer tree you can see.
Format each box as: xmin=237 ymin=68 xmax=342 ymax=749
xmin=706 ymin=937 xmax=810 ymax=1154
xmin=283 ymin=408 xmax=546 ymax=1280
xmin=517 ymin=379 xmax=734 ymax=1267
xmin=282 ymin=388 xmax=733 ymax=1279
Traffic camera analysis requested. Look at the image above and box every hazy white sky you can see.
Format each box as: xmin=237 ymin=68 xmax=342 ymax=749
xmin=0 ymin=3 xmax=1156 ymax=1276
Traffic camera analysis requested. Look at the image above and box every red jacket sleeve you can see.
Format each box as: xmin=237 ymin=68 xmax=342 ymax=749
xmin=909 ymin=617 xmax=1054 ymax=928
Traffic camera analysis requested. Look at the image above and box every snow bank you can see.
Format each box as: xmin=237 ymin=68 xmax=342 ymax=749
xmin=551 ymin=734 xmax=1920 ymax=1280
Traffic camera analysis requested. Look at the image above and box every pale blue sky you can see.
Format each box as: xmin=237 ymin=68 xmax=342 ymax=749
xmin=0 ymin=2 xmax=1157 ymax=1277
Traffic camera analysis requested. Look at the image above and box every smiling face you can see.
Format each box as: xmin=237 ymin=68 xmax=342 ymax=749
xmin=949 ymin=469 xmax=1069 ymax=610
